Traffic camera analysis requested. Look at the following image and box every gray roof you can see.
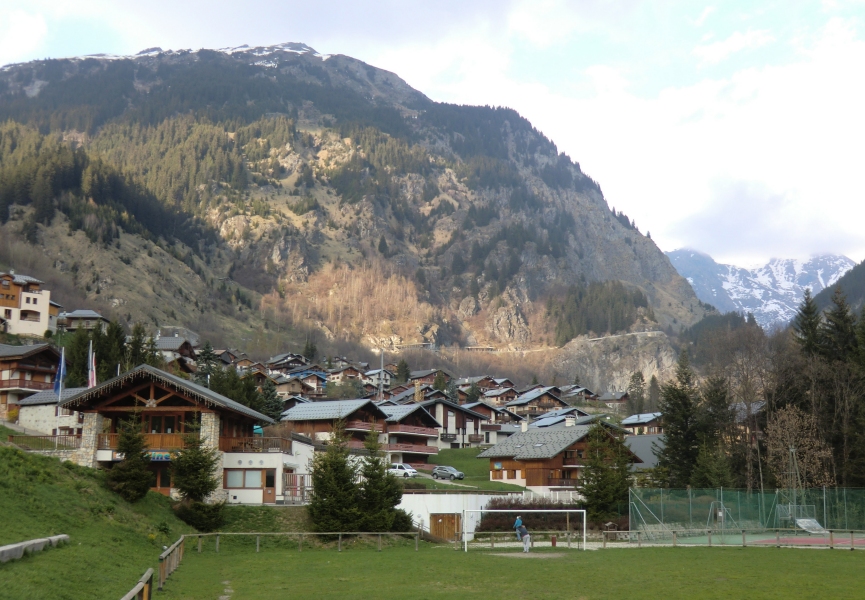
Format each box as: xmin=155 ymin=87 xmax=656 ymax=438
xmin=463 ymin=401 xmax=523 ymax=420
xmin=0 ymin=343 xmax=55 ymax=359
xmin=61 ymin=309 xmax=106 ymax=320
xmin=18 ymin=387 xmax=87 ymax=406
xmin=410 ymin=369 xmax=447 ymax=379
xmin=1 ymin=272 xmax=43 ymax=285
xmin=61 ymin=364 xmax=274 ymax=423
xmin=530 ymin=413 xmax=616 ymax=430
xmin=418 ymin=398 xmax=488 ymax=420
xmin=477 ymin=427 xmax=593 ymax=460
xmin=559 ymin=385 xmax=596 ymax=397
xmin=621 ymin=412 xmax=662 ymax=426
xmin=600 ymin=391 xmax=628 ymax=401
xmin=624 ymin=434 xmax=665 ymax=470
xmin=483 ymin=388 xmax=515 ymax=398
xmin=154 ymin=337 xmax=188 ymax=351
xmin=505 ymin=386 xmax=564 ymax=407
xmin=379 ymin=403 xmax=441 ymax=427
xmin=281 ymin=399 xmax=387 ymax=422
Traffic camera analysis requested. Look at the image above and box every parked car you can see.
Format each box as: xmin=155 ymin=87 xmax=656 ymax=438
xmin=431 ymin=466 xmax=465 ymax=480
xmin=388 ymin=463 xmax=418 ymax=478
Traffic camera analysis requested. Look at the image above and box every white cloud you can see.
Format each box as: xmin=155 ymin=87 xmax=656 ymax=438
xmin=693 ymin=29 xmax=775 ymax=65
xmin=0 ymin=11 xmax=47 ymax=66
xmin=694 ymin=6 xmax=716 ymax=27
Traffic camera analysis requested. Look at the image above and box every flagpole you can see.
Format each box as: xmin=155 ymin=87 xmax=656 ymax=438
xmin=55 ymin=347 xmax=64 ymax=449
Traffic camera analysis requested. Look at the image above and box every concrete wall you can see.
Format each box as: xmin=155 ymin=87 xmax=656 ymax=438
xmin=397 ymin=493 xmax=508 ymax=540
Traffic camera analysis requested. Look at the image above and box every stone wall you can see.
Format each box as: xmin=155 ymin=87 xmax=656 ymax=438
xmin=18 ymin=404 xmax=80 ymax=435
xmin=200 ymin=412 xmax=226 ymax=504
xmin=71 ymin=413 xmax=104 ymax=468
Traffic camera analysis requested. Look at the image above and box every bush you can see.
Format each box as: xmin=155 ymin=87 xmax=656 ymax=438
xmin=401 ymin=480 xmax=427 ymax=490
xmin=175 ymin=501 xmax=225 ymax=532
xmin=474 ymin=497 xmax=584 ymax=532
xmin=391 ymin=509 xmax=413 ymax=532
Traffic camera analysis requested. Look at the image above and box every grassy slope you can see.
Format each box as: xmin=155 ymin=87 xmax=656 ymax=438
xmin=424 ymin=448 xmax=524 ymax=492
xmin=160 ymin=545 xmax=865 ymax=600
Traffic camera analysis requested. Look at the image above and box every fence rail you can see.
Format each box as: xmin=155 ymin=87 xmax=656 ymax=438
xmin=7 ymin=434 xmax=81 ymax=450
xmin=600 ymin=528 xmax=865 ymax=550
xmin=158 ymin=537 xmax=185 ymax=590
xmin=121 ymin=568 xmax=153 ymax=600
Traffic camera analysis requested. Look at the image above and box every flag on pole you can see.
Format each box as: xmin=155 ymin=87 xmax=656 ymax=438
xmin=54 ymin=347 xmax=66 ymax=397
xmin=87 ymin=340 xmax=97 ymax=389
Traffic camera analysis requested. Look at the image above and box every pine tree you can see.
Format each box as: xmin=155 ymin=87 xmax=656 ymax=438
xmin=578 ymin=424 xmax=632 ymax=522
xmin=144 ymin=336 xmax=163 ymax=367
xmin=358 ymin=426 xmax=404 ymax=531
xmin=303 ymin=337 xmax=318 ymax=362
xmin=465 ymin=382 xmax=481 ymax=404
xmin=126 ymin=323 xmax=148 ymax=368
xmin=531 ymin=374 xmax=539 ymax=385
xmin=657 ymin=351 xmax=701 ymax=487
xmin=696 ymin=375 xmax=733 ymax=445
xmin=626 ymin=371 xmax=645 ymax=415
xmin=308 ymin=420 xmax=362 ymax=532
xmin=195 ymin=341 xmax=219 ymax=386
xmin=819 ymin=288 xmax=858 ymax=362
xmin=573 ymin=374 xmax=581 ymax=386
xmin=432 ymin=371 xmax=447 ymax=392
xmin=689 ymin=443 xmax=733 ymax=489
xmin=647 ymin=375 xmax=661 ymax=412
xmin=856 ymin=306 xmax=865 ymax=369
xmin=105 ymin=416 xmax=152 ymax=502
xmin=792 ymin=288 xmax=822 ymax=356
xmin=100 ymin=320 xmax=127 ymax=380
xmin=396 ymin=359 xmax=410 ymax=383
xmin=171 ymin=421 xmax=221 ymax=503
xmin=445 ymin=379 xmax=459 ymax=403
xmin=260 ymin=378 xmax=283 ymax=421
xmin=65 ymin=327 xmax=90 ymax=387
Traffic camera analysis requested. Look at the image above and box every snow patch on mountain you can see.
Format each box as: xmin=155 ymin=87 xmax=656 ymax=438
xmin=666 ymin=250 xmax=855 ymax=329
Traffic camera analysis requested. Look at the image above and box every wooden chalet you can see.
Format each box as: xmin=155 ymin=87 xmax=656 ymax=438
xmin=409 ymin=369 xmax=450 ymax=386
xmin=327 ymin=365 xmax=364 ymax=384
xmin=478 ymin=426 xmax=641 ymax=492
xmin=280 ymin=399 xmax=390 ymax=449
xmin=504 ymin=386 xmax=569 ymax=419
xmin=621 ymin=412 xmax=663 ymax=436
xmin=378 ymin=403 xmax=442 ymax=464
xmin=417 ymin=398 xmax=488 ymax=449
xmin=481 ymin=387 xmax=518 ymax=406
xmin=0 ymin=343 xmax=62 ymax=421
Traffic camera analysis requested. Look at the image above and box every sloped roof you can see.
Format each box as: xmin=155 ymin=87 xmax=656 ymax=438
xmin=484 ymin=387 xmax=515 ymax=398
xmin=600 ymin=391 xmax=628 ymax=401
xmin=621 ymin=412 xmax=662 ymax=426
xmin=62 ymin=309 xmax=107 ymax=319
xmin=463 ymin=401 xmax=523 ymax=420
xmin=417 ymin=398 xmax=488 ymax=420
xmin=280 ymin=399 xmax=388 ymax=422
xmin=154 ymin=337 xmax=189 ymax=351
xmin=505 ymin=386 xmax=564 ymax=407
xmin=477 ymin=427 xmax=593 ymax=460
xmin=1 ymin=272 xmax=43 ymax=285
xmin=0 ymin=343 xmax=58 ymax=360
xmin=61 ymin=364 xmax=273 ymax=423
xmin=379 ymin=403 xmax=441 ymax=427
xmin=625 ymin=434 xmax=664 ymax=470
xmin=18 ymin=387 xmax=87 ymax=406
xmin=409 ymin=369 xmax=449 ymax=379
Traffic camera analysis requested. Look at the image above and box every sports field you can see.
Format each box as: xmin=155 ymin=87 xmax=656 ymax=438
xmin=160 ymin=542 xmax=865 ymax=599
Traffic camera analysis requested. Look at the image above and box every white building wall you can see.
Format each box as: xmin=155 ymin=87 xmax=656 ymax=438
xmin=397 ymin=492 xmax=507 ymax=541
xmin=17 ymin=404 xmax=80 ymax=435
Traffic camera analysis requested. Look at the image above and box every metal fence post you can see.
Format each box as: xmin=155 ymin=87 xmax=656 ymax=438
xmin=415 ymin=531 xmax=419 ymax=552
xmin=256 ymin=536 xmax=260 ymax=553
xmin=603 ymin=531 xmax=607 ymax=549
xmin=198 ymin=536 xmax=202 ymax=554
xmin=742 ymin=530 xmax=746 ymax=547
xmin=215 ymin=535 xmax=219 ymax=553
xmin=830 ymin=530 xmax=834 ymax=549
xmin=637 ymin=531 xmax=641 ymax=548
xmin=338 ymin=533 xmax=342 ymax=552
xmin=708 ymin=530 xmax=712 ymax=547
xmin=490 ymin=533 xmax=494 ymax=549
xmin=851 ymin=531 xmax=855 ymax=551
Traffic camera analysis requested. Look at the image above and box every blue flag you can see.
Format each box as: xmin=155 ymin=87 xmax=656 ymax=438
xmin=54 ymin=347 xmax=66 ymax=396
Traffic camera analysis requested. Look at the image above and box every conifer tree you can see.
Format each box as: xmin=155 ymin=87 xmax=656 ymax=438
xmin=792 ymin=288 xmax=822 ymax=356
xmin=303 ymin=337 xmax=318 ymax=362
xmin=260 ymin=378 xmax=283 ymax=421
xmin=65 ymin=327 xmax=91 ymax=387
xmin=144 ymin=336 xmax=164 ymax=368
xmin=99 ymin=320 xmax=127 ymax=380
xmin=578 ymin=424 xmax=632 ymax=522
xmin=626 ymin=371 xmax=645 ymax=415
xmin=819 ymin=288 xmax=858 ymax=362
xmin=689 ymin=444 xmax=733 ymax=489
xmin=465 ymin=382 xmax=481 ymax=404
xmin=657 ymin=351 xmax=701 ymax=487
xmin=126 ymin=323 xmax=148 ymax=369
xmin=396 ymin=359 xmax=410 ymax=383
xmin=378 ymin=235 xmax=389 ymax=255
xmin=445 ymin=378 xmax=459 ymax=403
xmin=647 ymin=375 xmax=661 ymax=412
xmin=171 ymin=421 xmax=221 ymax=503
xmin=195 ymin=341 xmax=219 ymax=386
xmin=432 ymin=371 xmax=447 ymax=391
xmin=105 ymin=416 xmax=152 ymax=502
xmin=358 ymin=426 xmax=403 ymax=531
xmin=308 ymin=421 xmax=362 ymax=532
xmin=696 ymin=375 xmax=733 ymax=445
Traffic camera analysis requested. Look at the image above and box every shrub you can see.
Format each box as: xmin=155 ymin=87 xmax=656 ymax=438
xmin=401 ymin=480 xmax=427 ymax=490
xmin=175 ymin=501 xmax=225 ymax=532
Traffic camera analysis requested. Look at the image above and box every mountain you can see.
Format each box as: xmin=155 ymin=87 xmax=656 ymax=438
xmin=0 ymin=42 xmax=706 ymax=386
xmin=813 ymin=258 xmax=865 ymax=313
xmin=666 ymin=249 xmax=855 ymax=328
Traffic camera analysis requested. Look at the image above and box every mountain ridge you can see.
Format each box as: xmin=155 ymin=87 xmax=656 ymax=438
xmin=666 ymin=249 xmax=854 ymax=328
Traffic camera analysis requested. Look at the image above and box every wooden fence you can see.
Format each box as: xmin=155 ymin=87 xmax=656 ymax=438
xmin=158 ymin=537 xmax=185 ymax=590
xmin=120 ymin=568 xmax=154 ymax=600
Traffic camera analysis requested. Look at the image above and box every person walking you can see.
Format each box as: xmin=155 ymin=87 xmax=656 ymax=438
xmin=517 ymin=524 xmax=531 ymax=553
xmin=514 ymin=515 xmax=522 ymax=541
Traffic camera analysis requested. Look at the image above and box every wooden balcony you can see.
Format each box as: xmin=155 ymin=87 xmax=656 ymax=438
xmin=480 ymin=424 xmax=501 ymax=431
xmin=98 ymin=433 xmax=188 ymax=450
xmin=440 ymin=433 xmax=457 ymax=441
xmin=385 ymin=443 xmax=438 ymax=455
xmin=0 ymin=378 xmax=53 ymax=391
xmin=467 ymin=434 xmax=484 ymax=443
xmin=344 ymin=420 xmax=384 ymax=432
xmin=8 ymin=435 xmax=81 ymax=450
xmin=387 ymin=424 xmax=438 ymax=437
xmin=219 ymin=437 xmax=292 ymax=453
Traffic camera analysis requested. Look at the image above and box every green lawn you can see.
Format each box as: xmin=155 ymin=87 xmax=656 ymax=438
xmin=424 ymin=448 xmax=524 ymax=492
xmin=160 ymin=544 xmax=865 ymax=599
xmin=0 ymin=423 xmax=20 ymax=439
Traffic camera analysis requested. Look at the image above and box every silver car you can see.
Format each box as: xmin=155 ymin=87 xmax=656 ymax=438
xmin=431 ymin=465 xmax=465 ymax=480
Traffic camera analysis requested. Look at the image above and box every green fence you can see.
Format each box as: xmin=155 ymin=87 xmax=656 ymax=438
xmin=630 ymin=488 xmax=865 ymax=532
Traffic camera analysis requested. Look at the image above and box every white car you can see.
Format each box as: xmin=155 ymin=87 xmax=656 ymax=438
xmin=388 ymin=463 xmax=418 ymax=478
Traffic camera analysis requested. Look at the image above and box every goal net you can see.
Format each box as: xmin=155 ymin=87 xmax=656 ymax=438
xmin=461 ymin=508 xmax=587 ymax=552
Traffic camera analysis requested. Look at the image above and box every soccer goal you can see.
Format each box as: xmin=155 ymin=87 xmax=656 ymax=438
xmin=461 ymin=508 xmax=587 ymax=552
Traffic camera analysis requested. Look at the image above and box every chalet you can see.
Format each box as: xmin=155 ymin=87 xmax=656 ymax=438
xmin=272 ymin=375 xmax=317 ymax=398
xmin=280 ymin=395 xmax=310 ymax=412
xmin=559 ymin=385 xmax=599 ymax=404
xmin=482 ymin=387 xmax=518 ymax=406
xmin=58 ymin=309 xmax=110 ymax=334
xmin=363 ymin=369 xmax=394 ymax=388
xmin=504 ymin=387 xmax=569 ymax=419
xmin=0 ymin=272 xmax=59 ymax=337
xmin=327 ymin=366 xmax=364 ymax=384
xmin=492 ymin=377 xmax=516 ymax=389
xmin=38 ymin=365 xmax=311 ymax=504
xmin=16 ymin=387 xmax=86 ymax=436
xmin=281 ymin=399 xmax=394 ymax=455
xmin=378 ymin=403 xmax=442 ymax=464
xmin=154 ymin=335 xmax=197 ymax=373
xmin=409 ymin=369 xmax=450 ymax=386
xmin=454 ymin=375 xmax=498 ymax=391
xmin=478 ymin=425 xmax=642 ymax=493
xmin=215 ymin=349 xmax=250 ymax=367
xmin=0 ymin=343 xmax=62 ymax=421
xmin=266 ymin=352 xmax=309 ymax=372
xmin=529 ymin=407 xmax=592 ymax=429
xmin=462 ymin=401 xmax=523 ymax=446
xmin=384 ymin=362 xmax=400 ymax=374
xmin=417 ymin=398 xmax=488 ymax=449
xmin=621 ymin=412 xmax=663 ymax=436
xmin=599 ymin=391 xmax=629 ymax=411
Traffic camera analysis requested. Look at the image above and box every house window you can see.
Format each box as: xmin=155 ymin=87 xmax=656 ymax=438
xmin=224 ymin=469 xmax=265 ymax=489
xmin=485 ymin=432 xmax=490 ymax=443
xmin=3 ymin=310 xmax=9 ymax=319
xmin=32 ymin=298 xmax=37 ymax=305
xmin=226 ymin=470 xmax=244 ymax=488
xmin=25 ymin=297 xmax=30 ymax=304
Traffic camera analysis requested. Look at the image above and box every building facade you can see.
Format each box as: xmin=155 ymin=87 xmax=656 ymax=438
xmin=0 ymin=273 xmax=56 ymax=337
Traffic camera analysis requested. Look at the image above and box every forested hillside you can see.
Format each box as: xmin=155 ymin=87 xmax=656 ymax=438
xmin=0 ymin=43 xmax=706 ymax=368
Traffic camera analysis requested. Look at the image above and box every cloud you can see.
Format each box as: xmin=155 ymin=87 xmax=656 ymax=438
xmin=0 ymin=10 xmax=47 ymax=66
xmin=694 ymin=6 xmax=716 ymax=27
xmin=693 ymin=29 xmax=775 ymax=65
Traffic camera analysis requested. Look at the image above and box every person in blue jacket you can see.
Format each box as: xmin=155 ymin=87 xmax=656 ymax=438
xmin=514 ymin=516 xmax=522 ymax=540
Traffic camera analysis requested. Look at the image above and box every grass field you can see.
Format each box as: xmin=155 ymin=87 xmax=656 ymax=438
xmin=159 ymin=543 xmax=865 ymax=599
xmin=424 ymin=447 xmax=524 ymax=492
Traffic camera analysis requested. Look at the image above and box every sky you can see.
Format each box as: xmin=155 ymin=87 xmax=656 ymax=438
xmin=2 ymin=1 xmax=864 ymax=267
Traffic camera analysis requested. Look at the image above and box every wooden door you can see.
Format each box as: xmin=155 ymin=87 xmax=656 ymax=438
xmin=263 ymin=469 xmax=276 ymax=504
xmin=430 ymin=513 xmax=461 ymax=541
